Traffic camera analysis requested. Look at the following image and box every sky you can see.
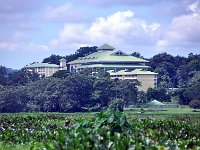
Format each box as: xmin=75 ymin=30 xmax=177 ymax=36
xmin=0 ymin=0 xmax=200 ymax=69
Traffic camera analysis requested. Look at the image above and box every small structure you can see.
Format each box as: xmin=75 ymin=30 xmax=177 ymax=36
xmin=147 ymin=100 xmax=165 ymax=110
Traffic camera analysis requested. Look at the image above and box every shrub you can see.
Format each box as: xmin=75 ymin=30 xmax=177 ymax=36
xmin=189 ymin=100 xmax=200 ymax=109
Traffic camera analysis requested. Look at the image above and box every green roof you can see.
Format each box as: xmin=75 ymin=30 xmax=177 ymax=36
xmin=24 ymin=63 xmax=60 ymax=68
xmin=80 ymin=64 xmax=150 ymax=69
xmin=68 ymin=49 xmax=148 ymax=64
xmin=97 ymin=43 xmax=115 ymax=50
xmin=109 ymin=69 xmax=157 ymax=75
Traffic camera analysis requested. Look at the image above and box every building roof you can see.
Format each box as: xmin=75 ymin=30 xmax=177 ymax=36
xmin=147 ymin=100 xmax=165 ymax=105
xmin=68 ymin=49 xmax=149 ymax=64
xmin=24 ymin=63 xmax=60 ymax=68
xmin=109 ymin=69 xmax=157 ymax=75
xmin=80 ymin=64 xmax=150 ymax=68
xmin=97 ymin=43 xmax=115 ymax=50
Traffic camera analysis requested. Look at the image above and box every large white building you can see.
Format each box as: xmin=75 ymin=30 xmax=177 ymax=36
xmin=68 ymin=44 xmax=157 ymax=91
xmin=24 ymin=58 xmax=67 ymax=77
xmin=108 ymin=69 xmax=157 ymax=91
xmin=24 ymin=44 xmax=157 ymax=91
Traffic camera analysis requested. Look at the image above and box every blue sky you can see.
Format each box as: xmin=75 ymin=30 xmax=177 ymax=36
xmin=0 ymin=0 xmax=200 ymax=69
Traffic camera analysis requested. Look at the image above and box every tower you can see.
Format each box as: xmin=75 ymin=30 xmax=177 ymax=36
xmin=59 ymin=58 xmax=67 ymax=70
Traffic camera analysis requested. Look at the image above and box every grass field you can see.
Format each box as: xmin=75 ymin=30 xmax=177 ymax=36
xmin=0 ymin=108 xmax=200 ymax=149
xmin=125 ymin=107 xmax=200 ymax=115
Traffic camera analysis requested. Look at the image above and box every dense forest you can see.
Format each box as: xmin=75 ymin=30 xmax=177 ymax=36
xmin=0 ymin=46 xmax=200 ymax=112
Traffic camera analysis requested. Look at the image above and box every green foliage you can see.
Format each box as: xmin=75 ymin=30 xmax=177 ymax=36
xmin=7 ymin=70 xmax=40 ymax=86
xmin=0 ymin=86 xmax=30 ymax=112
xmin=42 ymin=54 xmax=63 ymax=65
xmin=131 ymin=52 xmax=144 ymax=58
xmin=0 ymin=66 xmax=8 ymax=86
xmin=0 ymin=112 xmax=200 ymax=149
xmin=52 ymin=70 xmax=70 ymax=78
xmin=146 ymin=88 xmax=170 ymax=102
xmin=66 ymin=46 xmax=98 ymax=62
xmin=189 ymin=100 xmax=200 ymax=109
xmin=172 ymin=88 xmax=190 ymax=105
xmin=42 ymin=46 xmax=98 ymax=65
xmin=184 ymin=82 xmax=200 ymax=101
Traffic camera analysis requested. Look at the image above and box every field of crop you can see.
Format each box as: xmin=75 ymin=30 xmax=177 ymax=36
xmin=0 ymin=109 xmax=200 ymax=150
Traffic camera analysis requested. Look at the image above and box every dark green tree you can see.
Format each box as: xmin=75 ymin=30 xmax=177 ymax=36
xmin=7 ymin=70 xmax=40 ymax=86
xmin=189 ymin=100 xmax=200 ymax=109
xmin=52 ymin=70 xmax=71 ymax=78
xmin=131 ymin=52 xmax=144 ymax=58
xmin=0 ymin=66 xmax=7 ymax=86
xmin=146 ymin=88 xmax=170 ymax=102
xmin=42 ymin=54 xmax=63 ymax=65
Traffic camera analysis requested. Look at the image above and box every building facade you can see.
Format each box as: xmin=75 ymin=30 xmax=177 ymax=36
xmin=24 ymin=59 xmax=67 ymax=77
xmin=68 ymin=44 xmax=157 ymax=91
xmin=68 ymin=44 xmax=150 ymax=73
xmin=108 ymin=69 xmax=157 ymax=91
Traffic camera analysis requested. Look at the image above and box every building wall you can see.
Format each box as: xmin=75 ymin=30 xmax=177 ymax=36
xmin=137 ymin=74 xmax=157 ymax=91
xmin=26 ymin=67 xmax=59 ymax=77
xmin=110 ymin=74 xmax=157 ymax=91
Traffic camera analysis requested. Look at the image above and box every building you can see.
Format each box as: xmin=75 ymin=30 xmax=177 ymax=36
xmin=68 ymin=44 xmax=150 ymax=73
xmin=24 ymin=58 xmax=67 ymax=77
xmin=108 ymin=69 xmax=157 ymax=91
xmin=68 ymin=44 xmax=157 ymax=91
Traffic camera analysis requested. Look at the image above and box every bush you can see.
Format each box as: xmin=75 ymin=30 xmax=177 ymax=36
xmin=189 ymin=100 xmax=200 ymax=109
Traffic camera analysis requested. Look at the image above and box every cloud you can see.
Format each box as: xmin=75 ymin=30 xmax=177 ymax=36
xmin=44 ymin=3 xmax=87 ymax=22
xmin=0 ymin=41 xmax=49 ymax=52
xmin=12 ymin=32 xmax=30 ymax=42
xmin=75 ymin=0 xmax=158 ymax=6
xmin=50 ymin=10 xmax=160 ymax=51
xmin=0 ymin=0 xmax=43 ymax=30
xmin=0 ymin=31 xmax=48 ymax=52
xmin=0 ymin=0 xmax=43 ymax=13
xmin=156 ymin=0 xmax=200 ymax=49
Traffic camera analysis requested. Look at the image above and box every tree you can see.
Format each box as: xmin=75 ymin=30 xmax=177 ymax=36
xmin=110 ymin=79 xmax=139 ymax=109
xmin=52 ymin=70 xmax=71 ymax=78
xmin=0 ymin=66 xmax=7 ymax=86
xmin=7 ymin=70 xmax=40 ymax=86
xmin=150 ymin=53 xmax=176 ymax=88
xmin=172 ymin=89 xmax=190 ymax=105
xmin=66 ymin=46 xmax=98 ymax=62
xmin=91 ymin=78 xmax=114 ymax=110
xmin=183 ymin=82 xmax=200 ymax=102
xmin=137 ymin=91 xmax=146 ymax=103
xmin=146 ymin=88 xmax=170 ymax=102
xmin=131 ymin=52 xmax=144 ymax=58
xmin=188 ymin=71 xmax=200 ymax=86
xmin=189 ymin=100 xmax=200 ymax=109
xmin=58 ymin=75 xmax=94 ymax=112
xmin=42 ymin=54 xmax=63 ymax=65
xmin=0 ymin=86 xmax=30 ymax=113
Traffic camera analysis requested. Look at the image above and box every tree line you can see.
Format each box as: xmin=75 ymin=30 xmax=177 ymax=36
xmin=0 ymin=46 xmax=200 ymax=112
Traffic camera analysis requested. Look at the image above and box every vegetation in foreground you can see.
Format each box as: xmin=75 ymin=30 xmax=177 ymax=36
xmin=0 ymin=109 xmax=200 ymax=150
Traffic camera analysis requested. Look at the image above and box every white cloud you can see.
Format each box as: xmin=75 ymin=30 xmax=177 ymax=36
xmin=0 ymin=42 xmax=49 ymax=52
xmin=188 ymin=0 xmax=200 ymax=14
xmin=156 ymin=40 xmax=168 ymax=47
xmin=75 ymin=0 xmax=157 ymax=6
xmin=12 ymin=32 xmax=30 ymax=42
xmin=44 ymin=3 xmax=87 ymax=22
xmin=155 ymin=0 xmax=200 ymax=50
xmin=50 ymin=10 xmax=160 ymax=51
